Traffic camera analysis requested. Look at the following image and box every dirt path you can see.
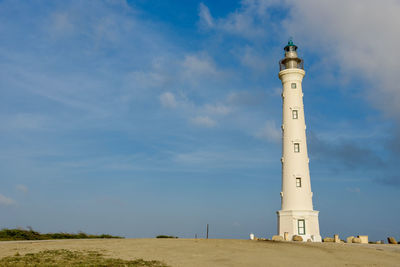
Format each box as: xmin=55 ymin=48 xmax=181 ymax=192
xmin=1 ymin=238 xmax=399 ymax=266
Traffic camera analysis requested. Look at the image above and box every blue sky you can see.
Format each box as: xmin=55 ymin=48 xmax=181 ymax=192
xmin=0 ymin=0 xmax=399 ymax=241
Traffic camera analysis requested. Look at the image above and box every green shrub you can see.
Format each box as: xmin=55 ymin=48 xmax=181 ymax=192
xmin=156 ymin=235 xmax=178 ymax=239
xmin=0 ymin=228 xmax=122 ymax=241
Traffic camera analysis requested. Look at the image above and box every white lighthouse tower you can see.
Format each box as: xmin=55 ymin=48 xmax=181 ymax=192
xmin=277 ymin=40 xmax=321 ymax=242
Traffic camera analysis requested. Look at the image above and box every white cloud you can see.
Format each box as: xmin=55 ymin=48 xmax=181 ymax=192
xmin=47 ymin=12 xmax=75 ymax=37
xmin=198 ymin=1 xmax=275 ymax=40
xmin=0 ymin=113 xmax=49 ymax=131
xmin=172 ymin=147 xmax=273 ymax=168
xmin=227 ymin=91 xmax=266 ymax=106
xmin=199 ymin=0 xmax=400 ymax=122
xmin=190 ymin=116 xmax=217 ymax=128
xmin=182 ymin=54 xmax=218 ymax=77
xmin=282 ymin=0 xmax=400 ymax=119
xmin=256 ymin=120 xmax=281 ymax=143
xmin=0 ymin=194 xmax=16 ymax=206
xmin=160 ymin=92 xmax=177 ymax=108
xmin=346 ymin=187 xmax=361 ymax=194
xmin=235 ymin=45 xmax=268 ymax=72
xmin=16 ymin=184 xmax=28 ymax=193
xmin=204 ymin=103 xmax=231 ymax=115
xmin=198 ymin=3 xmax=214 ymax=28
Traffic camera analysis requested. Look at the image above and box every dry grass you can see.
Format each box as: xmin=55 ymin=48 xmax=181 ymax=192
xmin=0 ymin=249 xmax=169 ymax=267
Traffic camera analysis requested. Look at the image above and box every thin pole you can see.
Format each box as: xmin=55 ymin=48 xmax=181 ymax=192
xmin=206 ymin=224 xmax=209 ymax=239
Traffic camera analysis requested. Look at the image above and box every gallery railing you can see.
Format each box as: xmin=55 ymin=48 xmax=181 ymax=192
xmin=279 ymin=58 xmax=304 ymax=71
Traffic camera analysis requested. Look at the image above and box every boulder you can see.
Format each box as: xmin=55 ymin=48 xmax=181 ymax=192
xmin=346 ymin=236 xmax=354 ymax=243
xmin=375 ymin=241 xmax=382 ymax=244
xmin=388 ymin=237 xmax=397 ymax=244
xmin=292 ymin=235 xmax=303 ymax=242
xmin=323 ymin=237 xmax=334 ymax=242
xmin=284 ymin=232 xmax=289 ymax=241
xmin=272 ymin=235 xmax=283 ymax=241
xmin=358 ymin=235 xmax=368 ymax=244
xmin=334 ymin=234 xmax=340 ymax=243
xmin=307 ymin=239 xmax=312 ymax=242
xmin=352 ymin=237 xmax=361 ymax=243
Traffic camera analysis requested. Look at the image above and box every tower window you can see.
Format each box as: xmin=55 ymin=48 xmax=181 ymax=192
xmin=294 ymin=143 xmax=300 ymax=153
xmin=298 ymin=219 xmax=306 ymax=235
xmin=291 ymin=83 xmax=296 ymax=89
xmin=292 ymin=110 xmax=298 ymax=119
xmin=296 ymin=177 xmax=302 ymax=187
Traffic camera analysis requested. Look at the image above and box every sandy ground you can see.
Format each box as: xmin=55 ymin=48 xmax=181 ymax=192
xmin=1 ymin=238 xmax=400 ymax=266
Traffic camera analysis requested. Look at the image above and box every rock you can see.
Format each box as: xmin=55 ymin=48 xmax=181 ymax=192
xmin=358 ymin=235 xmax=368 ymax=244
xmin=388 ymin=237 xmax=397 ymax=244
xmin=334 ymin=234 xmax=340 ymax=243
xmin=292 ymin=235 xmax=303 ymax=242
xmin=323 ymin=237 xmax=334 ymax=242
xmin=375 ymin=241 xmax=382 ymax=244
xmin=352 ymin=237 xmax=361 ymax=243
xmin=346 ymin=236 xmax=354 ymax=243
xmin=272 ymin=235 xmax=283 ymax=241
xmin=284 ymin=232 xmax=289 ymax=241
xmin=307 ymin=239 xmax=312 ymax=242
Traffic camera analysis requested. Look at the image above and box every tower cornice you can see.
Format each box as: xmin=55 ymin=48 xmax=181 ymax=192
xmin=278 ymin=68 xmax=305 ymax=80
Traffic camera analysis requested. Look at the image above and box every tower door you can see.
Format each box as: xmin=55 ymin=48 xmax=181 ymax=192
xmin=298 ymin=219 xmax=305 ymax=235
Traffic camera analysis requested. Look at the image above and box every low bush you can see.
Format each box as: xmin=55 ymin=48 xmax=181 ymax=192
xmin=156 ymin=235 xmax=178 ymax=239
xmin=0 ymin=228 xmax=122 ymax=241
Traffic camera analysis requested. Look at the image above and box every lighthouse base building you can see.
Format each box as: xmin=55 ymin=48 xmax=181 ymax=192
xmin=277 ymin=210 xmax=321 ymax=242
xmin=276 ymin=40 xmax=321 ymax=242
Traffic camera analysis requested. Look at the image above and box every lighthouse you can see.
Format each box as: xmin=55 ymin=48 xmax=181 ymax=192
xmin=277 ymin=40 xmax=321 ymax=242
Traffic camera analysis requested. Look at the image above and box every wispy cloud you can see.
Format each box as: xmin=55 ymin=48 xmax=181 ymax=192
xmin=203 ymin=103 xmax=231 ymax=115
xmin=255 ymin=120 xmax=281 ymax=143
xmin=0 ymin=113 xmax=50 ymax=131
xmin=190 ymin=116 xmax=217 ymax=128
xmin=232 ymin=45 xmax=269 ymax=73
xmin=198 ymin=3 xmax=214 ymax=28
xmin=16 ymin=184 xmax=28 ymax=193
xmin=198 ymin=1 xmax=272 ymax=40
xmin=0 ymin=194 xmax=16 ymax=206
xmin=346 ymin=187 xmax=361 ymax=193
xmin=182 ymin=54 xmax=219 ymax=78
xmin=283 ymin=0 xmax=400 ymax=120
xmin=47 ymin=12 xmax=75 ymax=38
xmin=226 ymin=91 xmax=267 ymax=107
xmin=160 ymin=92 xmax=177 ymax=109
xmin=172 ymin=147 xmax=275 ymax=169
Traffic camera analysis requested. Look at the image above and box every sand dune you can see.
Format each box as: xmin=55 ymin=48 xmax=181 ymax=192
xmin=1 ymin=238 xmax=400 ymax=266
